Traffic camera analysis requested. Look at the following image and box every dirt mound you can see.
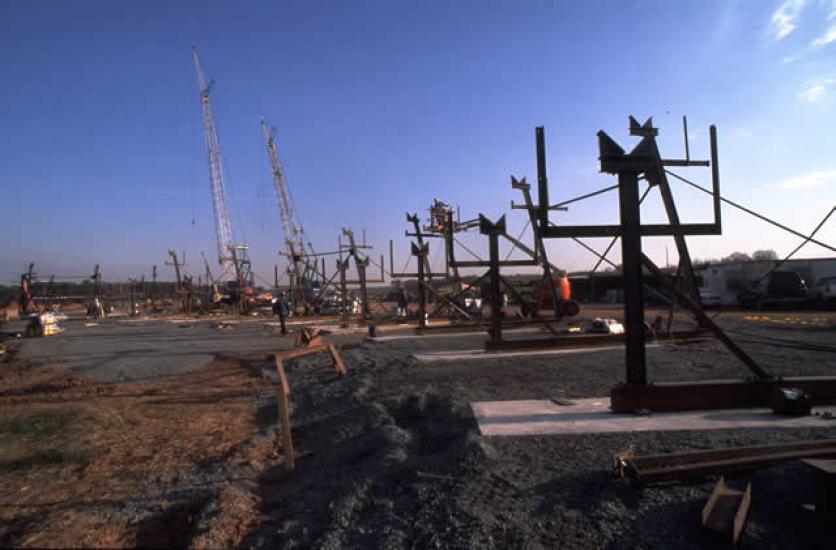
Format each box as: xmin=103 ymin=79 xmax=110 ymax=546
xmin=243 ymin=344 xmax=518 ymax=548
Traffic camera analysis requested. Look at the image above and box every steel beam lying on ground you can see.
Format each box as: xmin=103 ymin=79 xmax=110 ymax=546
xmin=610 ymin=376 xmax=836 ymax=412
xmin=413 ymin=315 xmax=569 ymax=334
xmin=614 ymin=439 xmax=836 ymax=483
xmin=483 ymin=329 xmax=706 ymax=352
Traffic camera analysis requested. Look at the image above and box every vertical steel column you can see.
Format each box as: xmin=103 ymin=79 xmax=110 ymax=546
xmin=618 ymin=170 xmax=647 ymax=385
xmin=489 ymin=232 xmax=502 ymax=343
xmin=338 ymin=258 xmax=348 ymax=326
xmin=512 ymin=176 xmax=561 ymax=317
xmin=480 ymin=215 xmax=506 ymax=344
xmin=535 ymin=127 xmax=549 ymax=230
xmin=445 ymin=211 xmax=461 ymax=285
xmin=412 ymin=242 xmax=428 ymax=328
xmin=357 ymin=258 xmax=370 ymax=320
xmin=710 ymin=125 xmax=722 ymax=232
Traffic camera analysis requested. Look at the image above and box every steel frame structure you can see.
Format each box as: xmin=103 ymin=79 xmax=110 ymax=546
xmin=527 ymin=117 xmax=836 ymax=411
xmin=391 ymin=194 xmax=572 ymax=333
xmin=292 ymin=228 xmax=385 ymax=324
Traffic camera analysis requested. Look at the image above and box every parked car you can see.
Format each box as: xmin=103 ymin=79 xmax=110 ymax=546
xmin=698 ymin=289 xmax=724 ymax=308
xmin=587 ymin=318 xmax=624 ymax=334
xmin=737 ymin=271 xmax=806 ymax=308
xmin=808 ymin=275 xmax=836 ymax=303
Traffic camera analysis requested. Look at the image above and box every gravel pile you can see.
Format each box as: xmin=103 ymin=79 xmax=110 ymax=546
xmin=241 ymin=316 xmax=836 ymax=548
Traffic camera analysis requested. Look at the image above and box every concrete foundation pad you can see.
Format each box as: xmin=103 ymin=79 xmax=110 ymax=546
xmin=471 ymin=397 xmax=836 ymax=436
xmin=370 ymin=326 xmax=546 ymax=343
xmin=368 ymin=332 xmax=487 ymax=343
xmin=413 ymin=344 xmax=656 ymax=362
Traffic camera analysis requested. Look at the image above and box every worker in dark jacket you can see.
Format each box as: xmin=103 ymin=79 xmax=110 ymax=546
xmin=273 ymin=293 xmax=290 ymax=335
xmin=396 ymin=286 xmax=409 ymax=318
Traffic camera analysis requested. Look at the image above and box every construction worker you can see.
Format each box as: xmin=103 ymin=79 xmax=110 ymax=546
xmin=396 ymin=284 xmax=409 ymax=318
xmin=273 ymin=292 xmax=289 ymax=335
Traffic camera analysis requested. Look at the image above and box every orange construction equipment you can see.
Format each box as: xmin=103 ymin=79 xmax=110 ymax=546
xmin=536 ymin=276 xmax=571 ymax=310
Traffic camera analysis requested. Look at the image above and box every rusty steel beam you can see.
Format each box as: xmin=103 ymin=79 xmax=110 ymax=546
xmin=610 ymin=377 xmax=836 ymax=412
xmin=483 ymin=329 xmax=707 ymax=352
xmin=413 ymin=316 xmax=567 ymax=334
xmin=542 ymin=222 xmax=722 ymax=238
xmin=615 ymin=439 xmax=836 ymax=483
xmin=453 ymin=259 xmax=539 ymax=268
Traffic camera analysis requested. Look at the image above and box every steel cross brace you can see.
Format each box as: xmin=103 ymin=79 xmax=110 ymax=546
xmin=477 ymin=214 xmax=540 ymax=343
xmin=529 ymin=118 xmax=763 ymax=388
xmin=390 ymin=239 xmax=476 ymax=322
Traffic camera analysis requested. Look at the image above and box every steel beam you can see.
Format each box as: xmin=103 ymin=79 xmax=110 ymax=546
xmin=541 ymin=223 xmax=721 ymax=238
xmin=617 ymin=169 xmax=647 ymax=385
xmin=611 ymin=377 xmax=836 ymax=412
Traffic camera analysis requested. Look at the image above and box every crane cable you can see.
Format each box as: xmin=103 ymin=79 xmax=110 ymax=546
xmin=664 ymin=170 xmax=836 ymax=253
xmin=503 ymin=219 xmax=531 ymax=262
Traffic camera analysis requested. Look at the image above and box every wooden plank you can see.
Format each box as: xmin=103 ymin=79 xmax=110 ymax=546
xmin=277 ymin=344 xmax=329 ymax=360
xmin=328 ymin=344 xmax=347 ymax=375
xmin=273 ymin=356 xmax=294 ymax=471
xmin=701 ymin=477 xmax=750 ymax=544
xmin=701 ymin=476 xmax=727 ymax=527
xmin=734 ymin=484 xmax=752 ymax=544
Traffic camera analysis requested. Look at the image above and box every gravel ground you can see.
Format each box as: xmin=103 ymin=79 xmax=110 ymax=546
xmin=241 ymin=312 xmax=836 ymax=549
xmin=3 ymin=310 xmax=834 ymax=547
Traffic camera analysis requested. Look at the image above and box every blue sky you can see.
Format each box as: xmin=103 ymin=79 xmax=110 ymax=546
xmin=1 ymin=0 xmax=834 ymax=283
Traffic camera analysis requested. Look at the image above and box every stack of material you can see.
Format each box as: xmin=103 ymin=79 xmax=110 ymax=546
xmin=38 ymin=313 xmax=64 ymax=336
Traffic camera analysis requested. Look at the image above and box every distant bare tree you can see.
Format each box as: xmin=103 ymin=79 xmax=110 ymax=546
xmin=721 ymin=251 xmax=752 ymax=263
xmin=752 ymin=249 xmax=778 ymax=261
xmin=692 ymin=258 xmax=717 ymax=268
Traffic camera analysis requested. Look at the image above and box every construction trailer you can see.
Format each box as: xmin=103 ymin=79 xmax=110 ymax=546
xmin=697 ymin=257 xmax=836 ymax=306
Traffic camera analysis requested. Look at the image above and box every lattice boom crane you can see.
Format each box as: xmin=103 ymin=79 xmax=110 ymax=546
xmin=261 ymin=118 xmax=312 ymax=310
xmin=191 ymin=45 xmax=235 ymax=279
xmin=261 ymin=119 xmax=306 ymax=260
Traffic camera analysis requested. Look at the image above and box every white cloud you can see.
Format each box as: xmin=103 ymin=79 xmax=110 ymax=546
xmin=775 ymin=169 xmax=836 ymax=189
xmin=801 ymin=83 xmax=828 ymax=103
xmin=799 ymin=76 xmax=836 ymax=104
xmin=734 ymin=127 xmax=753 ymax=139
xmin=770 ymin=0 xmax=809 ymax=40
xmin=811 ymin=21 xmax=836 ymax=46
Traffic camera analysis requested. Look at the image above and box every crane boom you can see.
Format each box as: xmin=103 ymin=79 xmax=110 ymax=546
xmin=191 ymin=46 xmax=235 ymax=278
xmin=261 ymin=119 xmax=306 ymax=257
xmin=261 ymin=118 xmax=312 ymax=312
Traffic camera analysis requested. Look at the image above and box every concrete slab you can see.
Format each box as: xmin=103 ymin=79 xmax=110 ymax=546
xmin=17 ymin=319 xmax=285 ymax=384
xmin=368 ymin=332 xmax=487 ymax=343
xmin=471 ymin=397 xmax=836 ymax=436
xmin=369 ymin=326 xmax=545 ymax=343
xmin=413 ymin=344 xmax=656 ymax=362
